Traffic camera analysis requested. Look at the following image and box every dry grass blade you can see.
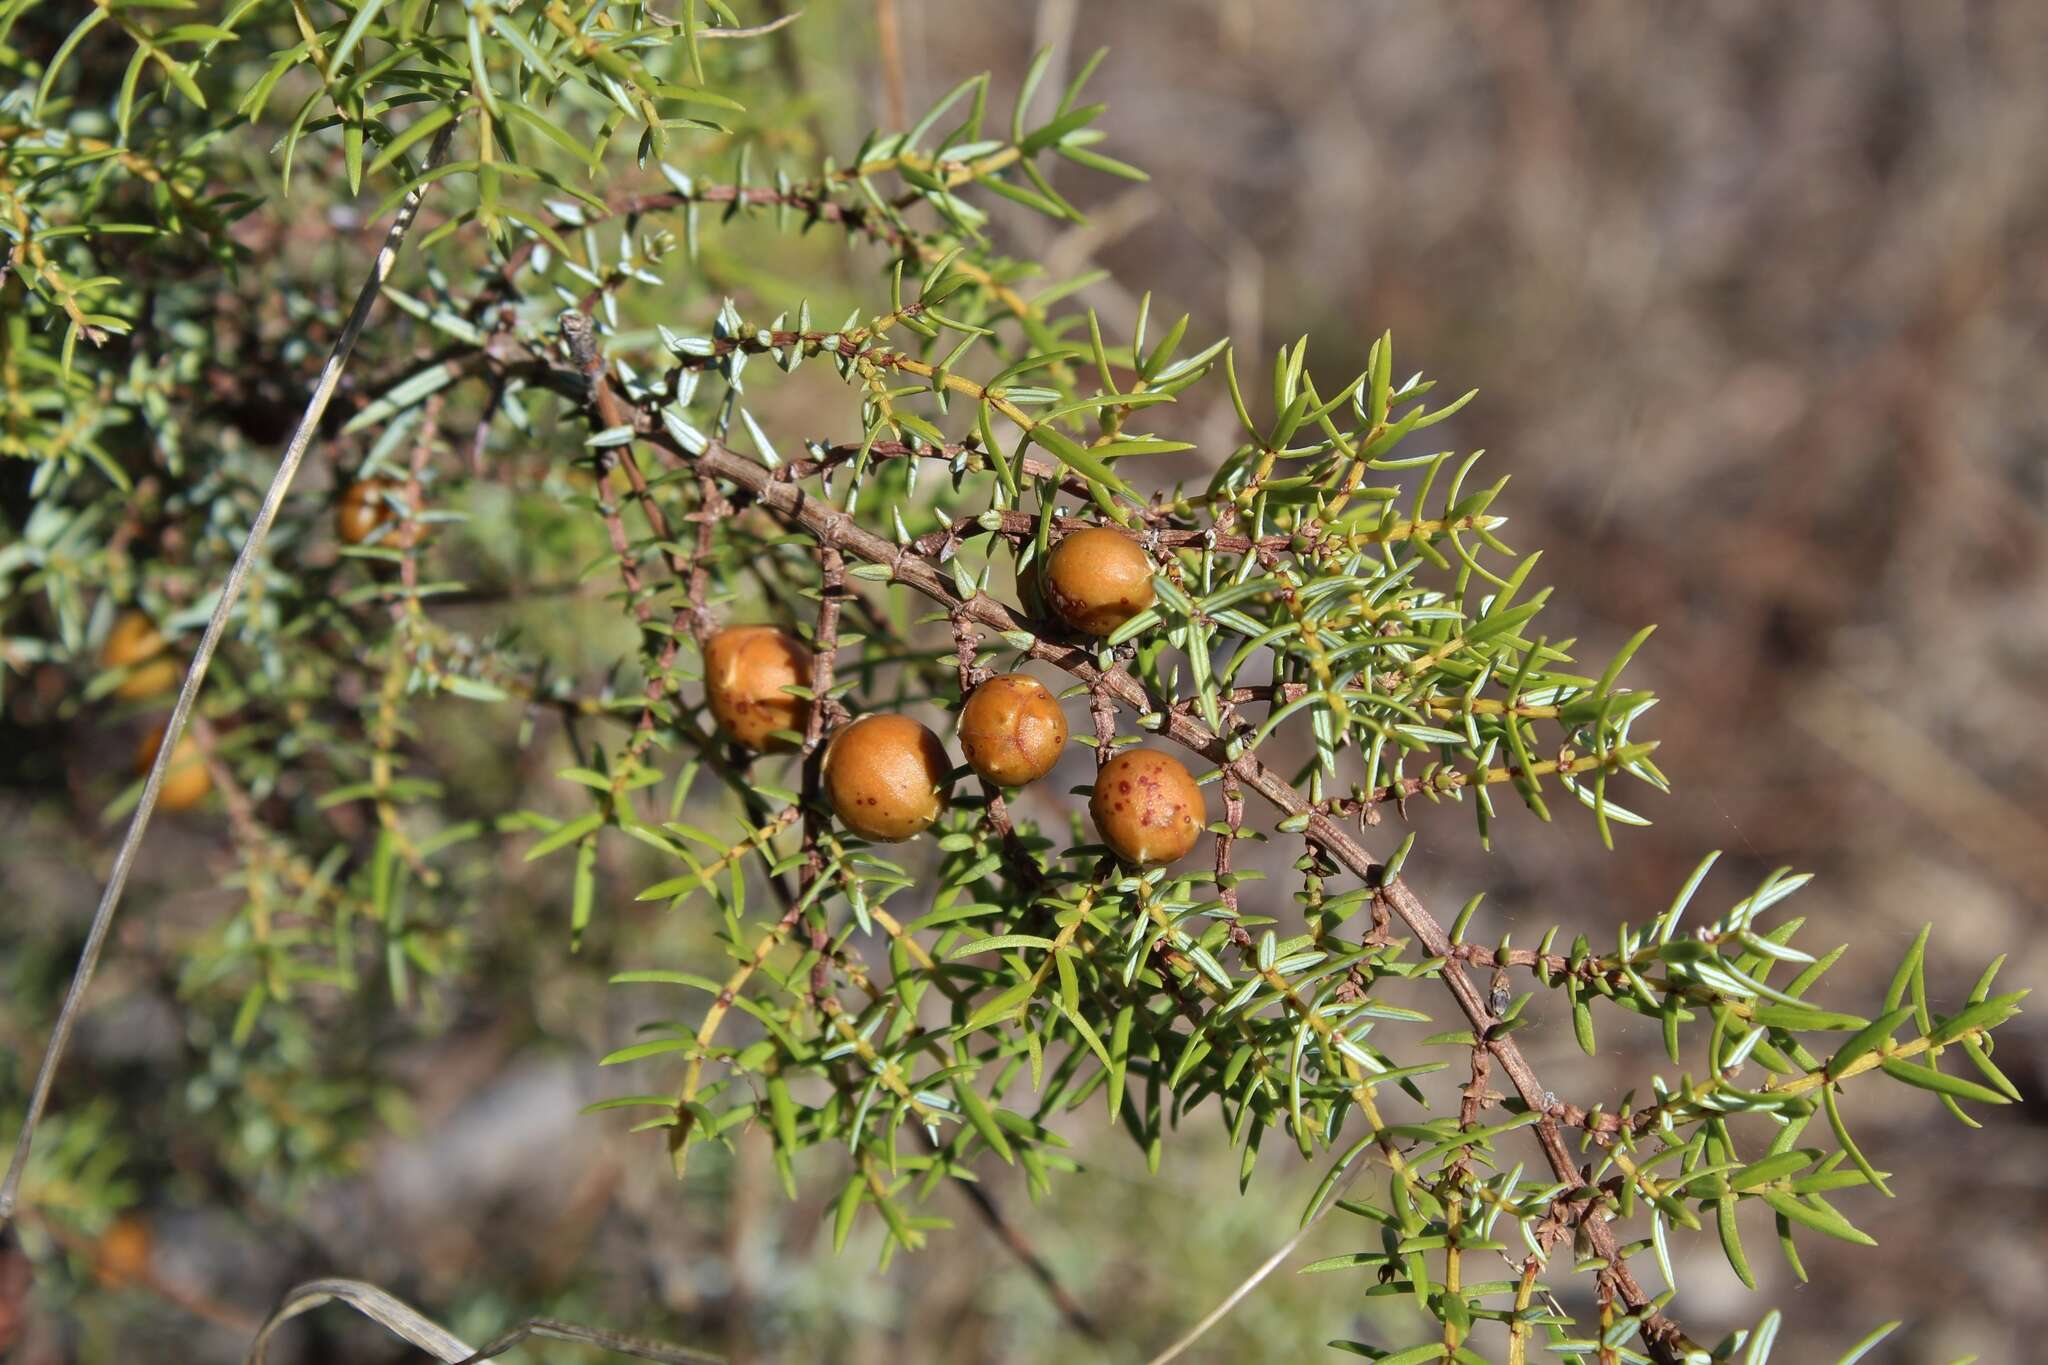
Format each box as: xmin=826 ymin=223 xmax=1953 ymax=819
xmin=246 ymin=1278 xmax=474 ymax=1362
xmin=456 ymin=1318 xmax=727 ymax=1365
xmin=245 ymin=1278 xmax=726 ymax=1365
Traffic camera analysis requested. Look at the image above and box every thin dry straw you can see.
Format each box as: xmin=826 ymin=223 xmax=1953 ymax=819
xmin=245 ymin=1277 xmax=724 ymax=1365
xmin=1140 ymin=1157 xmax=1367 ymax=1365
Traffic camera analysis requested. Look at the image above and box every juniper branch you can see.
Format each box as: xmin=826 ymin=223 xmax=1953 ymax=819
xmin=596 ymin=395 xmax=1701 ymax=1363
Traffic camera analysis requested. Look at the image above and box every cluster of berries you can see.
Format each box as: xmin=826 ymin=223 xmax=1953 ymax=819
xmin=706 ymin=526 xmax=1206 ymax=866
xmin=104 ymin=496 xmax=1211 ymax=866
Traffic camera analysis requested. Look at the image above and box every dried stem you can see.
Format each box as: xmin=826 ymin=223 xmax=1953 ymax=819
xmin=1142 ymin=1157 xmax=1369 ymax=1365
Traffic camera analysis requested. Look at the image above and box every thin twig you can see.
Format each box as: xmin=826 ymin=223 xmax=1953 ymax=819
xmin=800 ymin=546 xmax=846 ymax=997
xmin=0 ymin=125 xmax=455 ymax=1230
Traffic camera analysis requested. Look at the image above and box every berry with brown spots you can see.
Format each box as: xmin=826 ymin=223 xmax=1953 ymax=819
xmin=703 ymin=625 xmax=812 ymax=751
xmin=136 ymin=722 xmax=211 ymax=812
xmin=958 ymin=673 xmax=1068 ymax=787
xmin=100 ymin=611 xmax=178 ymax=701
xmin=336 ymin=477 xmax=422 ymax=548
xmin=1090 ymin=748 xmax=1206 ymax=865
xmin=823 ymin=713 xmax=952 ymax=842
xmin=1041 ymin=527 xmax=1156 ymax=637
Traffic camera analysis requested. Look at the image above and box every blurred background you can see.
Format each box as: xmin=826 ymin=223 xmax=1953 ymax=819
xmin=5 ymin=1 xmax=2045 ymax=1361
